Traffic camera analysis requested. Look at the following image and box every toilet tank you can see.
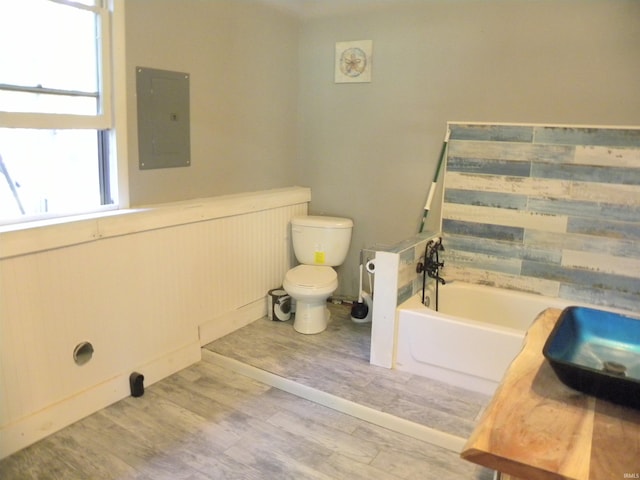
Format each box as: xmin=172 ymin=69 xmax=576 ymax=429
xmin=291 ymin=216 xmax=353 ymax=266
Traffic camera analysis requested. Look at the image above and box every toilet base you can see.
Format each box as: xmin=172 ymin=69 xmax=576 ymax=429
xmin=293 ymin=301 xmax=330 ymax=334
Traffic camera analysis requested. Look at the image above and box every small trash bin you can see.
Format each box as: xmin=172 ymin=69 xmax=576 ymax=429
xmin=268 ymin=288 xmax=291 ymax=321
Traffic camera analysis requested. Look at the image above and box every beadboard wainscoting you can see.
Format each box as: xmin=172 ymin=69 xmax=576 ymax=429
xmin=0 ymin=187 xmax=309 ymax=459
xmin=442 ymin=124 xmax=640 ymax=313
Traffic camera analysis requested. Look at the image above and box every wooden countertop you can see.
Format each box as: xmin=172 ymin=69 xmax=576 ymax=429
xmin=461 ymin=308 xmax=640 ymax=480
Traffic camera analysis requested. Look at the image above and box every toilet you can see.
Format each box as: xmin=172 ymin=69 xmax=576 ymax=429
xmin=283 ymin=215 xmax=353 ymax=334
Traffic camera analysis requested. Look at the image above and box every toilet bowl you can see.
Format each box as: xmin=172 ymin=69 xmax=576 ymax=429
xmin=283 ymin=264 xmax=338 ymax=334
xmin=283 ymin=215 xmax=353 ymax=334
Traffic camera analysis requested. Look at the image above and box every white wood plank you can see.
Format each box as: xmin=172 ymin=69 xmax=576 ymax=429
xmin=569 ymin=181 xmax=640 ymax=206
xmin=562 ymin=249 xmax=640 ymax=277
xmin=444 ymin=172 xmax=571 ymax=198
xmin=574 ymin=145 xmax=640 ymax=168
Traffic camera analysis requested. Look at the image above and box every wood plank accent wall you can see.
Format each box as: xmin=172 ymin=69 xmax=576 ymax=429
xmin=442 ymin=124 xmax=640 ymax=312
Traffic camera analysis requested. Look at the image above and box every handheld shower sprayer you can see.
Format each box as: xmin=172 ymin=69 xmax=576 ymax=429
xmin=416 ymin=237 xmax=446 ymax=310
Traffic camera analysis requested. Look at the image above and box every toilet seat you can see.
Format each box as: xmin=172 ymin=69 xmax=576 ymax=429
xmin=283 ymin=265 xmax=337 ymax=294
xmin=283 ymin=264 xmax=338 ymax=334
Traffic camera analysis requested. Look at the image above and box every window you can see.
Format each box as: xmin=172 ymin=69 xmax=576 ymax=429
xmin=0 ymin=0 xmax=115 ymax=224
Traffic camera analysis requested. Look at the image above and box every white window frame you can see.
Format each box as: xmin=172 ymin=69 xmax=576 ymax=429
xmin=0 ymin=0 xmax=112 ymax=130
xmin=0 ymin=0 xmax=129 ymax=226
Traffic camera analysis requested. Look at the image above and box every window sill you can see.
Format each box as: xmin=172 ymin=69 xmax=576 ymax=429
xmin=0 ymin=186 xmax=310 ymax=259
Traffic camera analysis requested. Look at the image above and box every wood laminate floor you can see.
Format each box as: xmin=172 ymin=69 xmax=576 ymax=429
xmin=0 ymin=303 xmax=494 ymax=479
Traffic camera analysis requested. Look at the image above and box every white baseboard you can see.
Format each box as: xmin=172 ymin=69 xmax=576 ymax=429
xmin=198 ymin=297 xmax=267 ymax=346
xmin=0 ymin=341 xmax=201 ymax=460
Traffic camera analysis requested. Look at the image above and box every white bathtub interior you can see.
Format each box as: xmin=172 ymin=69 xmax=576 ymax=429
xmin=423 ymin=281 xmax=573 ymax=331
xmin=395 ymin=281 xmax=579 ymax=396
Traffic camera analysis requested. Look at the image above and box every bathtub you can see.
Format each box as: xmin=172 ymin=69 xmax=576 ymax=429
xmin=395 ymin=282 xmax=574 ymax=396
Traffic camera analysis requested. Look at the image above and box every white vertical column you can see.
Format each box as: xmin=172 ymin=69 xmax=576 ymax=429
xmin=370 ymin=250 xmax=399 ymax=368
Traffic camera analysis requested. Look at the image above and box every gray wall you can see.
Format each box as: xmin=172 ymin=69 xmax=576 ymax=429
xmin=125 ymin=0 xmax=299 ymax=205
xmin=298 ymin=0 xmax=640 ymax=296
xmin=124 ymin=0 xmax=640 ymax=297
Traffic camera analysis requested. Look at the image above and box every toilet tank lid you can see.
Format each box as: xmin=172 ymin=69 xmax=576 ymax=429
xmin=291 ymin=215 xmax=353 ymax=228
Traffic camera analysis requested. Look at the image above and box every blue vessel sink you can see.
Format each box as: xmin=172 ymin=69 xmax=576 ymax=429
xmin=543 ymin=306 xmax=640 ymax=409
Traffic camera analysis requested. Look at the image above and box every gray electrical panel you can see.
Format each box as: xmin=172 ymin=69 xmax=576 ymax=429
xmin=136 ymin=67 xmax=191 ymax=170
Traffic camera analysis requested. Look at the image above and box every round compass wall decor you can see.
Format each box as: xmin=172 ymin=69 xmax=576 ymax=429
xmin=335 ymin=40 xmax=372 ymax=83
xmin=340 ymin=47 xmax=367 ymax=77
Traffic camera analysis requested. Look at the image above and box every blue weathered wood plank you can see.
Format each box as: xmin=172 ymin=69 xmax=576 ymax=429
xmin=444 ymin=234 xmax=561 ymax=264
xmin=442 ymin=219 xmax=524 ymax=242
xmin=447 ymin=140 xmax=573 ymax=163
xmin=521 ymin=260 xmax=640 ymax=296
xmin=568 ymin=217 xmax=640 ymax=241
xmin=528 ymin=198 xmax=640 ymax=223
xmin=534 ymin=126 xmax=640 ymax=147
xmin=447 ymin=157 xmax=531 ymax=177
xmin=559 ymin=284 xmax=640 ymax=312
xmin=532 ymin=163 xmax=640 ymax=185
xmin=449 ymin=124 xmax=534 ymax=142
xmin=444 ymin=189 xmax=528 ymax=210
